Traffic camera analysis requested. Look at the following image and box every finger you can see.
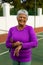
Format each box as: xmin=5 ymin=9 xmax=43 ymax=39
xmin=15 ymin=52 xmax=19 ymax=56
xmin=13 ymin=51 xmax=16 ymax=56
xmin=13 ymin=48 xmax=17 ymax=56
xmin=13 ymin=50 xmax=19 ymax=56
xmin=14 ymin=48 xmax=19 ymax=56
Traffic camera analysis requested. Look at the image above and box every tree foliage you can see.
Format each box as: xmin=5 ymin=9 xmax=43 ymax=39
xmin=3 ymin=0 xmax=43 ymax=10
xmin=2 ymin=0 xmax=43 ymax=15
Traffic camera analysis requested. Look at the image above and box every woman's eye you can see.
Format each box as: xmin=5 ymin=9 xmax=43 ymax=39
xmin=19 ymin=16 xmax=23 ymax=18
xmin=19 ymin=17 xmax=26 ymax=19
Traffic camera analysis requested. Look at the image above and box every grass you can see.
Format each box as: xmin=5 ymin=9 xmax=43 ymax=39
xmin=0 ymin=44 xmax=8 ymax=53
xmin=0 ymin=53 xmax=12 ymax=65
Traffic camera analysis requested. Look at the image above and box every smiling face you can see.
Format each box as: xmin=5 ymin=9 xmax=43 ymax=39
xmin=17 ymin=14 xmax=27 ymax=26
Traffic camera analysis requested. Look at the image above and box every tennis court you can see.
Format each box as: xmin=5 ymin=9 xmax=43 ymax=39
xmin=0 ymin=32 xmax=43 ymax=65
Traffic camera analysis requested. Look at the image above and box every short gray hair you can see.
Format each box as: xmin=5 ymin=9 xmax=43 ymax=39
xmin=17 ymin=9 xmax=28 ymax=19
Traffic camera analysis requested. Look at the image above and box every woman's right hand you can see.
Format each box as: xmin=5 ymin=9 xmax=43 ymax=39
xmin=13 ymin=45 xmax=22 ymax=56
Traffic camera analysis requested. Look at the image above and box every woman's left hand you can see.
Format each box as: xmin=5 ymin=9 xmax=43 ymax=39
xmin=13 ymin=45 xmax=22 ymax=56
xmin=13 ymin=41 xmax=22 ymax=47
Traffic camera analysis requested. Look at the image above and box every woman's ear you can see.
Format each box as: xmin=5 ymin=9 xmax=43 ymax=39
xmin=26 ymin=17 xmax=28 ymax=21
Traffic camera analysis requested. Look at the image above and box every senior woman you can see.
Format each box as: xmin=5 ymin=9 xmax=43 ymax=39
xmin=6 ymin=9 xmax=38 ymax=65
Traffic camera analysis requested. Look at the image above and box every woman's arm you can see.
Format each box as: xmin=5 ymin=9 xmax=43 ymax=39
xmin=21 ymin=27 xmax=38 ymax=49
xmin=6 ymin=28 xmax=13 ymax=48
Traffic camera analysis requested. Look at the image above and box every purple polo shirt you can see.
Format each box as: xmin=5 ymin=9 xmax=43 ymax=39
xmin=6 ymin=25 xmax=38 ymax=62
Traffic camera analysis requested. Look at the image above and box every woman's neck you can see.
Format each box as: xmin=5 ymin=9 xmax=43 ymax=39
xmin=17 ymin=25 xmax=26 ymax=30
